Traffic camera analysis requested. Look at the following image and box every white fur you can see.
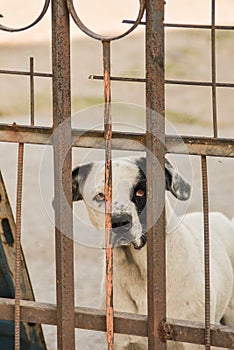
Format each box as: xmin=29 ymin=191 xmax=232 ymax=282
xmin=75 ymin=159 xmax=234 ymax=350
xmin=107 ymin=203 xmax=234 ymax=350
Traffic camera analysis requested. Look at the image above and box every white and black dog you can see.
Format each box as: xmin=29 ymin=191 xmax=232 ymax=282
xmin=72 ymin=157 xmax=234 ymax=350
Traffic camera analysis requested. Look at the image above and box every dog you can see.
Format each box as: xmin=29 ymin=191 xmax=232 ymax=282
xmin=72 ymin=156 xmax=234 ymax=349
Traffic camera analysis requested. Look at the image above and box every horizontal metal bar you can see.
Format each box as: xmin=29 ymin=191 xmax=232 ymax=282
xmin=0 ymin=69 xmax=52 ymax=78
xmin=166 ymin=135 xmax=234 ymax=157
xmin=164 ymin=319 xmax=234 ymax=349
xmin=0 ymin=298 xmax=147 ymax=337
xmin=0 ymin=124 xmax=233 ymax=157
xmin=165 ymin=23 xmax=234 ymax=30
xmin=0 ymin=298 xmax=234 ymax=348
xmin=89 ymin=74 xmax=145 ymax=83
xmin=123 ymin=19 xmax=234 ymax=30
xmin=89 ymin=75 xmax=234 ymax=88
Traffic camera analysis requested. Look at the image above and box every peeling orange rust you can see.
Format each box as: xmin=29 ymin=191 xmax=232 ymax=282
xmin=103 ymin=40 xmax=114 ymax=349
xmin=104 ymin=70 xmax=111 ymax=104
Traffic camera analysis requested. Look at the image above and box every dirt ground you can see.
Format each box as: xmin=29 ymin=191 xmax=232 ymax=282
xmin=0 ymin=5 xmax=234 ymax=349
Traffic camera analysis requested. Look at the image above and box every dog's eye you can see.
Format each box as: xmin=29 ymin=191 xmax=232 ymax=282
xmin=95 ymin=193 xmax=105 ymax=202
xmin=135 ymin=189 xmax=145 ymax=197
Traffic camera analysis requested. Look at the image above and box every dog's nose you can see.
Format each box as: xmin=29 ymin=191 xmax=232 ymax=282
xmin=111 ymin=213 xmax=133 ymax=233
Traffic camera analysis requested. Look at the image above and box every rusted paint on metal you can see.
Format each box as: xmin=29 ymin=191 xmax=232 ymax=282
xmin=166 ymin=135 xmax=234 ymax=157
xmin=1 ymin=298 xmax=234 ymax=348
xmin=0 ymin=124 xmax=234 ymax=157
xmin=158 ymin=319 xmax=176 ymax=342
xmin=145 ymin=0 xmax=167 ymax=349
xmin=14 ymin=143 xmax=24 ymax=350
xmin=105 ymin=246 xmax=114 ymax=348
xmin=0 ymin=0 xmax=233 ymax=349
xmin=103 ymin=40 xmax=114 ymax=350
xmin=51 ymin=0 xmax=75 ymax=349
xmin=164 ymin=319 xmax=234 ymax=349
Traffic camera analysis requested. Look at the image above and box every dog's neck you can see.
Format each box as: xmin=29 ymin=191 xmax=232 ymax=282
xmin=113 ymin=198 xmax=180 ymax=274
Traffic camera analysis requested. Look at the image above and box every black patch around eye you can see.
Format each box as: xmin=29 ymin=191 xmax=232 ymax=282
xmin=131 ymin=180 xmax=147 ymax=215
xmin=131 ymin=159 xmax=147 ymax=230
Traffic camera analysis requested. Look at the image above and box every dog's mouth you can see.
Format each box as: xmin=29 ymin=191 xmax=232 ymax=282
xmin=111 ymin=232 xmax=147 ymax=250
xmin=132 ymin=233 xmax=147 ymax=250
xmin=110 ymin=221 xmax=147 ymax=249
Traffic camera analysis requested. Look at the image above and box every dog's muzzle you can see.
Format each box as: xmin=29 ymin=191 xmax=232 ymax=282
xmin=112 ymin=213 xmax=133 ymax=234
xmin=110 ymin=214 xmax=147 ymax=249
xmin=111 ymin=213 xmax=134 ymax=247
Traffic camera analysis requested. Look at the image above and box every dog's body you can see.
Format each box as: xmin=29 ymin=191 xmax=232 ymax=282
xmin=72 ymin=157 xmax=234 ymax=349
xmin=111 ymin=210 xmax=234 ymax=350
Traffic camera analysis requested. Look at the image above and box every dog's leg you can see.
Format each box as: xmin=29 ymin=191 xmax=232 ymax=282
xmin=222 ymin=280 xmax=234 ymax=327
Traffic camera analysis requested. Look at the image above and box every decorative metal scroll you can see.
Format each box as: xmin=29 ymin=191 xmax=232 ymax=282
xmin=0 ymin=0 xmax=50 ymax=32
xmin=66 ymin=0 xmax=145 ymax=41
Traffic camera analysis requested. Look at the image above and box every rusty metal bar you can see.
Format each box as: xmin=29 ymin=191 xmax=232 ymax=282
xmin=103 ymin=40 xmax=114 ymax=350
xmin=211 ymin=0 xmax=218 ymax=138
xmin=14 ymin=143 xmax=24 ymax=350
xmin=0 ymin=298 xmax=147 ymax=337
xmin=145 ymin=0 xmax=166 ymax=349
xmin=30 ymin=57 xmax=35 ymax=126
xmin=164 ymin=23 xmax=234 ymax=30
xmin=123 ymin=19 xmax=234 ymax=30
xmin=51 ymin=0 xmax=75 ymax=349
xmin=201 ymin=156 xmax=211 ymax=350
xmin=2 ymin=298 xmax=234 ymax=348
xmin=164 ymin=319 xmax=234 ymax=348
xmin=0 ymin=69 xmax=52 ymax=78
xmin=165 ymin=135 xmax=234 ymax=157
xmin=0 ymin=123 xmax=233 ymax=155
xmin=0 ymin=124 xmax=233 ymax=156
xmin=90 ymin=74 xmax=234 ymax=88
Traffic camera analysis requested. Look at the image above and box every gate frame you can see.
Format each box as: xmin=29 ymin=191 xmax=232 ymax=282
xmin=0 ymin=0 xmax=234 ymax=349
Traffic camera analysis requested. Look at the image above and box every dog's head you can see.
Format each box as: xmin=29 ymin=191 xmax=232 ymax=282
xmin=72 ymin=157 xmax=191 ymax=249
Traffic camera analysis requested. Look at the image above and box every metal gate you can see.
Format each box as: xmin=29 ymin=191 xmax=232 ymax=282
xmin=0 ymin=0 xmax=234 ymax=349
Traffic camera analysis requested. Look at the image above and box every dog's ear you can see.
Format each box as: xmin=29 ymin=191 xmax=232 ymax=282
xmin=165 ymin=159 xmax=191 ymax=200
xmin=72 ymin=163 xmax=93 ymax=201
xmin=135 ymin=156 xmax=190 ymax=200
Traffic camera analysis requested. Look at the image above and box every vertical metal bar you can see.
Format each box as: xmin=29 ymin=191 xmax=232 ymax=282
xmin=201 ymin=156 xmax=211 ymax=350
xmin=14 ymin=143 xmax=24 ymax=350
xmin=102 ymin=40 xmax=114 ymax=350
xmin=211 ymin=0 xmax=218 ymax=138
xmin=30 ymin=57 xmax=35 ymax=126
xmin=51 ymin=1 xmax=75 ymax=349
xmin=145 ymin=0 xmax=166 ymax=349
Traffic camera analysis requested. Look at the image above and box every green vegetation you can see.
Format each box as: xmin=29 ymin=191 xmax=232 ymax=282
xmin=166 ymin=109 xmax=210 ymax=126
xmin=72 ymin=96 xmax=104 ymax=111
xmin=0 ymin=95 xmax=105 ymax=117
